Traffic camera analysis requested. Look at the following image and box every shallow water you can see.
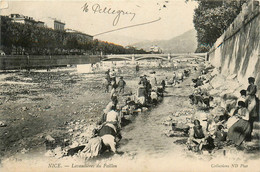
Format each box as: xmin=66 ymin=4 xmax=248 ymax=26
xmin=119 ymin=79 xmax=194 ymax=159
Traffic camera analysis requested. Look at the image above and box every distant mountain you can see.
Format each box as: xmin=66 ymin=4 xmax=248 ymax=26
xmin=132 ymin=29 xmax=197 ymax=53
xmin=95 ymin=33 xmax=143 ymax=47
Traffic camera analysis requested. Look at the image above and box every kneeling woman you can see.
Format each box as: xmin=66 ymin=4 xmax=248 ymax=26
xmin=187 ymin=119 xmax=214 ymax=152
xmin=227 ymin=101 xmax=251 ymax=146
xmin=99 ymin=105 xmax=122 ymax=153
xmin=98 ymin=121 xmax=122 ymax=153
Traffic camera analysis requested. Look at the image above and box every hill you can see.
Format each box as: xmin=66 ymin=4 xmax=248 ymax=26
xmin=132 ymin=29 xmax=197 ymax=53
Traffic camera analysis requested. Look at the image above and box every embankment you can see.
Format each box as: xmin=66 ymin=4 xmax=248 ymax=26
xmin=208 ymin=0 xmax=260 ymax=97
xmin=0 ymin=55 xmax=101 ymax=70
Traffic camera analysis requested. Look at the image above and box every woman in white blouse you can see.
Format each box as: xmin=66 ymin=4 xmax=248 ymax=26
xmin=227 ymin=101 xmax=251 ymax=146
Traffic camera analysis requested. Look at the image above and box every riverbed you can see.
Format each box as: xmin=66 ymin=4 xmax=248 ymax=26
xmin=0 ymin=60 xmax=259 ymax=171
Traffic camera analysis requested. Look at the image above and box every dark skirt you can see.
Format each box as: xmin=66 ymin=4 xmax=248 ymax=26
xmin=227 ymin=119 xmax=251 ymax=146
xmin=98 ymin=125 xmax=117 ymax=137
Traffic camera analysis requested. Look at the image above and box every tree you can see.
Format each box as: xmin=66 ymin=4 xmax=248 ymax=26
xmin=192 ymin=0 xmax=245 ymax=52
xmin=1 ymin=16 xmax=148 ymax=55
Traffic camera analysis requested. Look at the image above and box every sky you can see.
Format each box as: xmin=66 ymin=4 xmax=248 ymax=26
xmin=0 ymin=0 xmax=198 ymax=45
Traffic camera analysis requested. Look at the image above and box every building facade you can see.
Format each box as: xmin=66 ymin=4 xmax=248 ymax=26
xmin=9 ymin=14 xmax=45 ymax=27
xmin=10 ymin=14 xmax=36 ymax=25
xmin=54 ymin=20 xmax=65 ymax=31
xmin=150 ymin=45 xmax=162 ymax=54
xmin=36 ymin=21 xmax=44 ymax=27
xmin=43 ymin=18 xmax=65 ymax=31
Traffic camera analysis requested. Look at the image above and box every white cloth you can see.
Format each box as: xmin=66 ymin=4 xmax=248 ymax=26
xmin=151 ymin=91 xmax=158 ymax=100
xmin=106 ymin=110 xmax=118 ymax=122
xmin=207 ymin=122 xmax=217 ymax=136
xmin=80 ymin=136 xmax=102 ymax=158
xmin=226 ymin=116 xmax=239 ymax=129
xmin=177 ymin=72 xmax=184 ymax=80
xmin=238 ymin=108 xmax=249 ymax=121
xmin=150 ymin=74 xmax=157 ymax=86
xmin=101 ymin=135 xmax=116 ymax=152
xmin=137 ymin=97 xmax=145 ymax=105
xmin=103 ymin=102 xmax=113 ymax=114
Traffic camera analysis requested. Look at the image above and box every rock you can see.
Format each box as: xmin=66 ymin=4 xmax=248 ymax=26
xmin=45 ymin=135 xmax=56 ymax=150
xmin=210 ymin=107 xmax=225 ymax=117
xmin=70 ymin=141 xmax=79 ymax=148
xmin=74 ymin=126 xmax=79 ymax=131
xmin=174 ymin=112 xmax=180 ymax=117
xmin=202 ymin=150 xmax=210 ymax=155
xmin=193 ymin=111 xmax=208 ymax=121
xmin=200 ymin=83 xmax=213 ymax=91
xmin=209 ymin=89 xmax=221 ymax=96
xmin=142 ymin=107 xmax=148 ymax=111
xmin=21 ymin=107 xmax=29 ymax=111
xmin=74 ymin=131 xmax=81 ymax=137
xmin=165 ymin=116 xmax=172 ymax=121
xmin=45 ymin=135 xmax=55 ymax=142
xmin=226 ymin=74 xmax=237 ymax=80
xmin=162 ymin=121 xmax=171 ymax=126
xmin=45 ymin=150 xmax=55 ymax=157
xmin=64 ymin=139 xmax=69 ymax=144
xmin=164 ymin=130 xmax=174 ymax=137
xmin=136 ymin=109 xmax=142 ymax=113
xmin=165 ymin=130 xmax=188 ymax=137
xmin=45 ymin=106 xmax=51 ymax=109
xmin=53 ymin=147 xmax=64 ymax=158
xmin=21 ymin=148 xmax=29 ymax=154
xmin=0 ymin=121 xmax=7 ymax=127
xmin=68 ymin=129 xmax=73 ymax=132
xmin=185 ymin=117 xmax=192 ymax=124
xmin=210 ymin=75 xmax=226 ymax=89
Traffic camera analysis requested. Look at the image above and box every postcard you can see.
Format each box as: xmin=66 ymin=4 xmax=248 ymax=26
xmin=0 ymin=0 xmax=259 ymax=171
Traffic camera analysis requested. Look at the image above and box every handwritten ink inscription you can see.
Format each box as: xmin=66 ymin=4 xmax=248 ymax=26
xmin=82 ymin=2 xmax=136 ymax=26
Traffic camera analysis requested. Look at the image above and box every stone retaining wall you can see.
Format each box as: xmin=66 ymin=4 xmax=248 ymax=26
xmin=208 ymin=0 xmax=260 ymax=98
